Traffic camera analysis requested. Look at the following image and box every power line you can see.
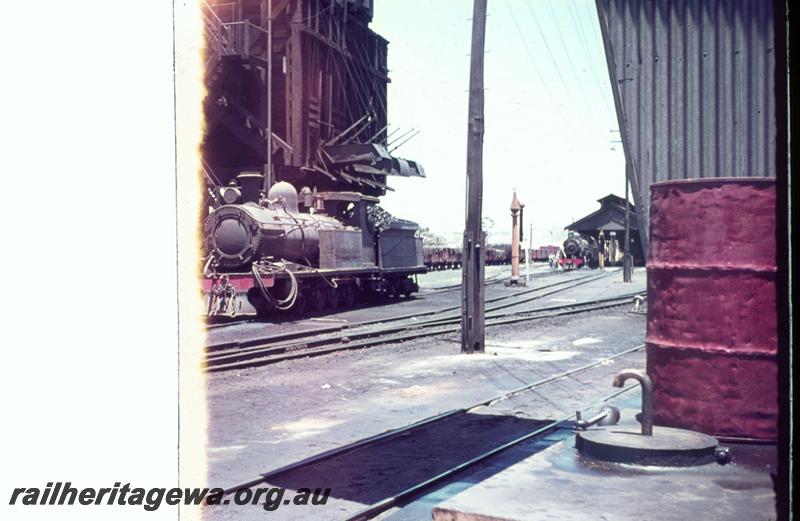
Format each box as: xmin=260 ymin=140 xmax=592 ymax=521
xmin=502 ymin=0 xmax=560 ymax=110
xmin=566 ymin=0 xmax=615 ymax=117
xmin=524 ymin=0 xmax=575 ymax=102
xmin=539 ymin=0 xmax=606 ymax=133
xmin=503 ymin=0 xmax=588 ymax=140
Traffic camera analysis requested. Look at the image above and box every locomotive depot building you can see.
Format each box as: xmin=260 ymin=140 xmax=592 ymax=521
xmin=564 ymin=193 xmax=644 ymax=265
xmin=196 ymin=1 xmax=789 ymax=521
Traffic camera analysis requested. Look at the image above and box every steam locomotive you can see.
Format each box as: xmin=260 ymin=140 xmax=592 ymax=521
xmin=200 ymin=0 xmax=430 ymax=318
xmin=202 ymin=172 xmax=426 ymax=317
xmin=558 ymin=233 xmax=600 ymax=270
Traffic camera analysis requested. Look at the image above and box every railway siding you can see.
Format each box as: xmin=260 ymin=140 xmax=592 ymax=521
xmin=205 ymin=280 xmax=646 ymax=511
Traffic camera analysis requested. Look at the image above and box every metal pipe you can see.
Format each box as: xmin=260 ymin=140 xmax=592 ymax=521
xmin=575 ymin=405 xmax=620 ymax=430
xmin=612 ymin=369 xmax=654 ymax=435
xmin=264 ymin=0 xmax=273 ymax=191
xmin=383 ymin=127 xmax=401 ymax=142
xmin=623 ymin=165 xmax=632 ymax=282
xmin=387 ymin=129 xmax=419 ymax=153
xmin=385 ymin=127 xmax=415 ymax=147
xmin=509 ymin=192 xmax=522 ymax=284
xmin=575 ymin=412 xmax=604 ymax=429
xmin=349 ymin=113 xmax=377 ymax=142
xmin=327 ymin=112 xmax=372 ymax=146
xmin=526 ymin=223 xmax=532 ymax=285
xmin=365 ymin=124 xmax=389 ymax=144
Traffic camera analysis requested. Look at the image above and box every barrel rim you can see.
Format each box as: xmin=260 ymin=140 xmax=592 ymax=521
xmin=650 ymin=177 xmax=776 ymax=190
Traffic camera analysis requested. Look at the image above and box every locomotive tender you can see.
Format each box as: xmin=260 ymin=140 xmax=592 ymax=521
xmin=203 ymin=172 xmax=425 ymax=316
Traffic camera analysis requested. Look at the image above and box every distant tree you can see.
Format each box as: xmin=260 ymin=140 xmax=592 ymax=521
xmin=419 ymin=227 xmax=447 ymax=246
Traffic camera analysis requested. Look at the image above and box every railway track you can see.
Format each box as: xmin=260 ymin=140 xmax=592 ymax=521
xmin=206 ymin=270 xmax=613 ymax=353
xmin=204 ymin=268 xmax=523 ymax=329
xmin=211 ymin=343 xmax=645 ymax=520
xmin=420 ymin=267 xmax=530 ymax=292
xmin=204 ymin=272 xmax=610 ymax=353
xmin=202 ymin=278 xmax=504 ymax=330
xmin=204 ymin=287 xmax=640 ymax=372
xmin=205 ymin=273 xmax=512 ymax=329
xmin=342 ymin=386 xmax=636 ymax=521
xmin=205 ymin=317 xmax=256 ymax=329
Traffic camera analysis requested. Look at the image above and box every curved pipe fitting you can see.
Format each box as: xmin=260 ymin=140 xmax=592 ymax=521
xmin=612 ymin=369 xmax=654 ymax=436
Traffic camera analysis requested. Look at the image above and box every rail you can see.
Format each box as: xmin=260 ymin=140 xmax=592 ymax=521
xmin=215 ymin=346 xmax=645 ymax=510
xmin=204 ymin=292 xmax=641 ymax=372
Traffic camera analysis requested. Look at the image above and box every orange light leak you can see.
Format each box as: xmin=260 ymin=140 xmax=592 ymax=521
xmin=174 ymin=1 xmax=208 ymax=519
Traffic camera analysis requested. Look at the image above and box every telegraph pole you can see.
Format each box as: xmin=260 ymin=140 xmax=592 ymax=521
xmin=461 ymin=0 xmax=488 ymax=354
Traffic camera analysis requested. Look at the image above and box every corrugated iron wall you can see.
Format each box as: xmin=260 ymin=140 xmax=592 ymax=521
xmin=595 ymin=0 xmax=777 ymax=254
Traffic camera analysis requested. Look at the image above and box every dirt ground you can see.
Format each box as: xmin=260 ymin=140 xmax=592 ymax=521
xmin=201 ymin=269 xmax=647 ymax=520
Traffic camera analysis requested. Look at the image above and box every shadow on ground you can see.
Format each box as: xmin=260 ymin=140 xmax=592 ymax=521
xmin=261 ymin=411 xmax=554 ymax=505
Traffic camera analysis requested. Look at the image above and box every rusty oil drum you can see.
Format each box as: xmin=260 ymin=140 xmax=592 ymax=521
xmin=646 ymin=178 xmax=777 ymax=440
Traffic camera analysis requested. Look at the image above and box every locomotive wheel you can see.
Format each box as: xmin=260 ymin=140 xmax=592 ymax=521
xmin=400 ymin=278 xmax=413 ymax=298
xmin=310 ymin=284 xmax=328 ymax=312
xmin=326 ymin=285 xmax=340 ymax=308
xmin=362 ymin=285 xmax=380 ymax=303
xmin=349 ymin=284 xmax=363 ymax=305
xmin=340 ymin=284 xmax=355 ymax=308
xmin=386 ymin=279 xmax=399 ymax=298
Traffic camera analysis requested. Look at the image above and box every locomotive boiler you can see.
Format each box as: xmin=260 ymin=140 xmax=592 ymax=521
xmin=563 ymin=234 xmax=589 ymax=258
xmin=205 ymin=175 xmax=343 ymax=270
xmin=558 ymin=233 xmax=599 ymax=270
xmin=203 ymin=172 xmax=426 ymax=317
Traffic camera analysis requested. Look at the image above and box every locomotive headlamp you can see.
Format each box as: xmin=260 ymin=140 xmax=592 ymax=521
xmin=220 ymin=187 xmax=242 ymax=204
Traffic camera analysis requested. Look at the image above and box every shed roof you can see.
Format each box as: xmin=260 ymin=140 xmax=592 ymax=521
xmin=565 ymin=193 xmax=638 ymax=233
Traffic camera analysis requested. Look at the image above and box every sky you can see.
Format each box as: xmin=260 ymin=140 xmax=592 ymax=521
xmin=370 ymin=0 xmax=627 ymax=247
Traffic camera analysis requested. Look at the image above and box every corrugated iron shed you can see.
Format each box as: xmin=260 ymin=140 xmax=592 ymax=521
xmin=595 ymin=0 xmax=778 ymax=254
